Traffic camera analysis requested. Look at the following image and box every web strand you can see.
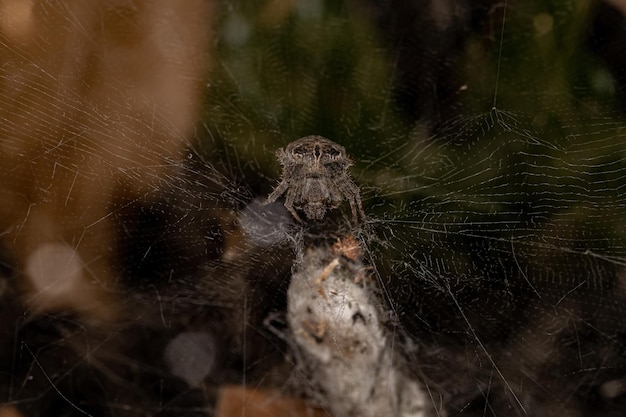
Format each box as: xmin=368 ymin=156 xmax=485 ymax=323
xmin=493 ymin=0 xmax=508 ymax=109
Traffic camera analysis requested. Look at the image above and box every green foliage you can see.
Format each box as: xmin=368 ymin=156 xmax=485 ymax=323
xmin=200 ymin=0 xmax=626 ymax=256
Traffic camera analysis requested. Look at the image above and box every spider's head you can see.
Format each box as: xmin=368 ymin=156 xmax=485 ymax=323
xmin=284 ymin=135 xmax=349 ymax=174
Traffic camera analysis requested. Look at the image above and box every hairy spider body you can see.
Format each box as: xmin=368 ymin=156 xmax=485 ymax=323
xmin=266 ymin=135 xmax=365 ymax=223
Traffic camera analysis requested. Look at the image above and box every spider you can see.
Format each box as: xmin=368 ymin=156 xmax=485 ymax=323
xmin=265 ymin=135 xmax=366 ymax=224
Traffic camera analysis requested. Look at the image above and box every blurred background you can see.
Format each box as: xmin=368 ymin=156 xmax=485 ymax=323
xmin=2 ymin=0 xmax=626 ymax=416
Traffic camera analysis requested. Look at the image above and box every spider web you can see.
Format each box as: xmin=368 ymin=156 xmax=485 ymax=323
xmin=2 ymin=0 xmax=626 ymax=416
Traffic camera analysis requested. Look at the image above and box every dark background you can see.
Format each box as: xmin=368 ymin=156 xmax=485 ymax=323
xmin=2 ymin=0 xmax=626 ymax=416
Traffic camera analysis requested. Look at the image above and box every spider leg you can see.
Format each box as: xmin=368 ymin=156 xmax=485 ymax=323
xmin=265 ymin=180 xmax=289 ymax=204
xmin=284 ymin=189 xmax=303 ymax=222
xmin=339 ymin=179 xmax=366 ymax=224
xmin=275 ymin=147 xmax=287 ymax=163
xmin=354 ymin=189 xmax=365 ymax=219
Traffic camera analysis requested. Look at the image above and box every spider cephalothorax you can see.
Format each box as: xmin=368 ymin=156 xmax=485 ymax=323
xmin=266 ymin=135 xmax=365 ymax=223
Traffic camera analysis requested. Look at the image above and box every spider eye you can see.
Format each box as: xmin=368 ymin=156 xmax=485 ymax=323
xmin=292 ymin=146 xmax=306 ymax=157
xmin=327 ymin=147 xmax=341 ymax=157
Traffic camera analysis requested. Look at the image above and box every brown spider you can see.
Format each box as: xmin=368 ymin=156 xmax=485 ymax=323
xmin=265 ymin=135 xmax=366 ymax=223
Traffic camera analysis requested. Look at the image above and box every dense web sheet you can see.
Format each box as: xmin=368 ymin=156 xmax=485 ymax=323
xmin=2 ymin=0 xmax=626 ymax=416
